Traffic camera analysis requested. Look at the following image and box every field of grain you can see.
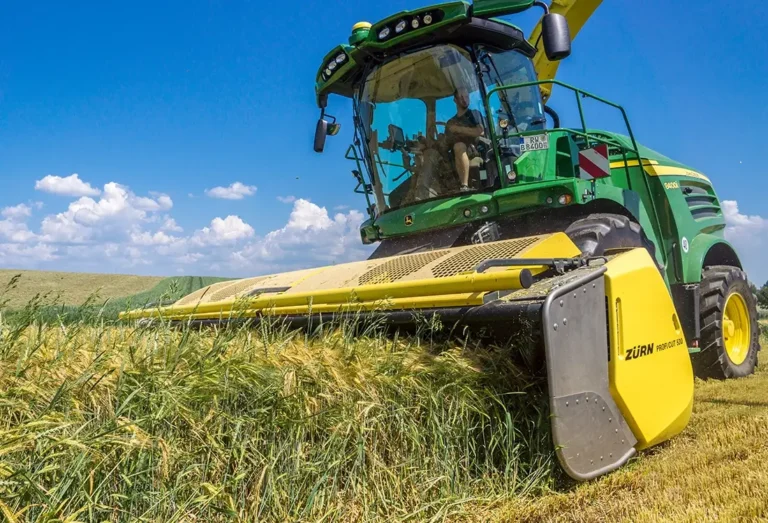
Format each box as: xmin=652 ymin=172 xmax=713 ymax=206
xmin=0 ymin=290 xmax=764 ymax=521
xmin=0 ymin=269 xmax=164 ymax=309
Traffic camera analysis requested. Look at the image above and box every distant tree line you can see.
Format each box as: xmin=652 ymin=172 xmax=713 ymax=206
xmin=754 ymin=281 xmax=768 ymax=309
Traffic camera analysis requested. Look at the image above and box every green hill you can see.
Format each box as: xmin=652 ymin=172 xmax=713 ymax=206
xmin=109 ymin=275 xmax=232 ymax=310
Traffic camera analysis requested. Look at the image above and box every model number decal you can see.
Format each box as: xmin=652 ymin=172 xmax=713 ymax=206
xmin=626 ymin=338 xmax=684 ymax=361
xmin=664 ymin=182 xmax=680 ymax=190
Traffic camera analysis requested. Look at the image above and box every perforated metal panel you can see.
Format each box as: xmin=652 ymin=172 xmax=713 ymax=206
xmin=358 ymin=250 xmax=449 ymax=286
xmin=208 ymin=276 xmax=271 ymax=302
xmin=175 ymin=280 xmax=233 ymax=307
xmin=431 ymin=237 xmax=542 ymax=278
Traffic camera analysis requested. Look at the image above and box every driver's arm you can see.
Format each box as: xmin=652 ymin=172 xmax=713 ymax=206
xmin=447 ymin=111 xmax=484 ymax=138
xmin=449 ymin=123 xmax=484 ymax=138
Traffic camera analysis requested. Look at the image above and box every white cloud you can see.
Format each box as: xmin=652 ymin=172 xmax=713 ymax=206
xmin=133 ymin=194 xmax=173 ymax=212
xmin=277 ymin=195 xmax=297 ymax=204
xmin=722 ymin=200 xmax=767 ymax=285
xmin=722 ymin=200 xmax=766 ymax=238
xmin=130 ymin=231 xmax=180 ymax=246
xmin=229 ymin=199 xmax=371 ymax=270
xmin=2 ymin=204 xmax=32 ymax=220
xmin=205 ymin=182 xmax=257 ymax=200
xmin=0 ymin=185 xmax=374 ymax=278
xmin=40 ymin=182 xmax=174 ymax=244
xmin=0 ymin=204 xmax=36 ymax=243
xmin=192 ymin=215 xmax=255 ymax=246
xmin=334 ymin=204 xmax=350 ymax=211
xmin=0 ymin=221 xmax=36 ymax=243
xmin=160 ymin=216 xmax=183 ymax=233
xmin=35 ymin=174 xmax=100 ymax=197
xmin=0 ymin=243 xmax=57 ymax=264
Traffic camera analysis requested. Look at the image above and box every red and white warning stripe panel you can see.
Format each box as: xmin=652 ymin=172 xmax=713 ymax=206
xmin=578 ymin=144 xmax=611 ymax=180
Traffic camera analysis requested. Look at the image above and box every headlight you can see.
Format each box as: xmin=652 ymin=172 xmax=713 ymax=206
xmin=411 ymin=18 xmax=420 ymax=29
xmin=328 ymin=61 xmax=337 ymax=70
xmin=324 ymin=68 xmax=332 ymax=77
xmin=335 ymin=54 xmax=346 ymax=64
xmin=378 ymin=27 xmax=391 ymax=40
xmin=423 ymin=13 xmax=433 ymax=24
xmin=395 ymin=20 xmax=407 ymax=33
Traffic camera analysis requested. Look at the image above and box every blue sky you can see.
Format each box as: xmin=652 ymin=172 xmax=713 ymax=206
xmin=1 ymin=1 xmax=766 ymax=284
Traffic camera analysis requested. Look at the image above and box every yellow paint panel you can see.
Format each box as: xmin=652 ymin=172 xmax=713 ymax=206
xmin=609 ymin=159 xmax=659 ymax=169
xmin=609 ymin=158 xmax=711 ymax=183
xmin=148 ymin=293 xmax=487 ymax=321
xmin=604 ymin=249 xmax=694 ymax=449
xmin=644 ymin=165 xmax=711 ymax=183
xmin=517 ymin=231 xmax=581 ymax=259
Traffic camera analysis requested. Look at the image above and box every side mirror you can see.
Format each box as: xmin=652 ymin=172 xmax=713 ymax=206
xmin=542 ymin=13 xmax=571 ymax=61
xmin=314 ymin=119 xmax=328 ymax=153
xmin=314 ymin=118 xmax=341 ymax=153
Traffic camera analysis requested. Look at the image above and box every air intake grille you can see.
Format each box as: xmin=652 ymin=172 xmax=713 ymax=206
xmin=681 ymin=181 xmax=722 ymax=221
xmin=432 ymin=237 xmax=540 ymax=278
xmin=358 ymin=250 xmax=449 ymax=286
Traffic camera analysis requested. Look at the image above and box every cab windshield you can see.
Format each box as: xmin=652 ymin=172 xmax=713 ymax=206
xmin=358 ymin=45 xmax=489 ymax=212
xmin=357 ymin=44 xmax=541 ymax=213
xmin=478 ymin=45 xmax=545 ymax=137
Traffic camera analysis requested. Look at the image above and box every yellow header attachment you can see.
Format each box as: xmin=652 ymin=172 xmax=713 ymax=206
xmin=121 ymin=233 xmax=580 ymax=322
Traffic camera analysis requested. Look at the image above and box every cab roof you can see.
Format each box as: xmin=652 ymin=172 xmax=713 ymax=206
xmin=315 ymin=1 xmax=535 ymax=105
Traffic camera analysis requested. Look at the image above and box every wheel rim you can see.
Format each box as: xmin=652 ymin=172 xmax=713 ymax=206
xmin=723 ymin=292 xmax=751 ymax=366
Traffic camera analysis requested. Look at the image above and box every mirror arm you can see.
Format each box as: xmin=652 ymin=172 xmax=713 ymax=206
xmin=532 ymin=0 xmax=549 ymax=14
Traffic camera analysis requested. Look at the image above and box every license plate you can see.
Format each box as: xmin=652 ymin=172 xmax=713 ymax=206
xmin=520 ymin=133 xmax=549 ymax=153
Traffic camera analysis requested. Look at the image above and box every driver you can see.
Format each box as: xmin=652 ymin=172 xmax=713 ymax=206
xmin=445 ymin=87 xmax=485 ymax=192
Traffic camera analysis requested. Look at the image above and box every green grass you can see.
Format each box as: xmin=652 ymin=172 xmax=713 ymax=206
xmin=0 ymin=294 xmax=765 ymax=521
xmin=0 ymin=311 xmax=555 ymax=522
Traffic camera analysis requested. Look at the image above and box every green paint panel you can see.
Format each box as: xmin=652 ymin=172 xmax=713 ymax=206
xmin=472 ymin=0 xmax=535 ymax=17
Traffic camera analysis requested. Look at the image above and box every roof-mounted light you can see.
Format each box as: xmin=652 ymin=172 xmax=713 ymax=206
xmin=378 ymin=27 xmax=391 ymax=40
xmin=395 ymin=20 xmax=407 ymax=33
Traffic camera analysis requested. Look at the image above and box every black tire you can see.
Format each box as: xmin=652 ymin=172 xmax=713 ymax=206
xmin=565 ymin=213 xmax=657 ymax=259
xmin=691 ymin=266 xmax=759 ymax=380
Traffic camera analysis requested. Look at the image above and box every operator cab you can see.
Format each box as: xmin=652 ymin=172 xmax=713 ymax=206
xmin=314 ymin=2 xmax=571 ymax=221
xmin=359 ymin=43 xmax=545 ymax=213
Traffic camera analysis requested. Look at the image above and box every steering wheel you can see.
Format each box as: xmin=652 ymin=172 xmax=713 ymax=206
xmin=432 ymin=121 xmax=449 ymax=140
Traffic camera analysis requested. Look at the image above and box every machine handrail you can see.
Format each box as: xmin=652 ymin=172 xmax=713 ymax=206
xmin=485 ymin=79 xmax=641 ymax=158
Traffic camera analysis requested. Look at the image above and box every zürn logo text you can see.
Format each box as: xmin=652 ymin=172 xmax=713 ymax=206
xmin=626 ymin=343 xmax=654 ymax=361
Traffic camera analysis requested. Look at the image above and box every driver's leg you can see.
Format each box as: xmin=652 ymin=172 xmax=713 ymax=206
xmin=453 ymin=142 xmax=470 ymax=189
xmin=416 ymin=149 xmax=440 ymax=199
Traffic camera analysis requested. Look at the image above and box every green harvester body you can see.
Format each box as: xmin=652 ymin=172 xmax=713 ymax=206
xmin=315 ymin=0 xmax=737 ymax=310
